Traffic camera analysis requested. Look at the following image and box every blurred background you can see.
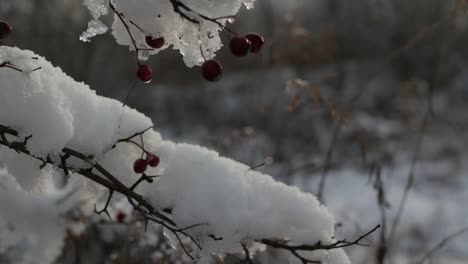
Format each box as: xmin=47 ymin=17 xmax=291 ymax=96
xmin=2 ymin=0 xmax=468 ymax=263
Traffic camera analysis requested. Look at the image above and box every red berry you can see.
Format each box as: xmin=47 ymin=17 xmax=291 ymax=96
xmin=0 ymin=21 xmax=12 ymax=39
xmin=146 ymin=153 xmax=160 ymax=167
xmin=145 ymin=35 xmax=165 ymax=49
xmin=229 ymin=36 xmax=251 ymax=57
xmin=136 ymin=64 xmax=152 ymax=83
xmin=201 ymin=60 xmax=223 ymax=82
xmin=133 ymin=158 xmax=148 ymax=173
xmin=245 ymin=33 xmax=264 ymax=53
xmin=116 ymin=211 xmax=126 ymax=223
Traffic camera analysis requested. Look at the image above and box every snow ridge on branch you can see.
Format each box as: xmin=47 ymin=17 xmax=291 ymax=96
xmin=0 ymin=46 xmax=365 ymax=263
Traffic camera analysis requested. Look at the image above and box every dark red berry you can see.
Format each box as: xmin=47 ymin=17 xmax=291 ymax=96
xmin=145 ymin=35 xmax=165 ymax=49
xmin=201 ymin=60 xmax=223 ymax=82
xmin=136 ymin=64 xmax=152 ymax=83
xmin=133 ymin=158 xmax=148 ymax=174
xmin=0 ymin=21 xmax=12 ymax=39
xmin=229 ymin=36 xmax=251 ymax=57
xmin=146 ymin=153 xmax=160 ymax=167
xmin=245 ymin=33 xmax=264 ymax=53
xmin=116 ymin=211 xmax=126 ymax=223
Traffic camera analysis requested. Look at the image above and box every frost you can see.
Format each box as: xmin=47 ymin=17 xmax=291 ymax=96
xmin=79 ymin=19 xmax=108 ymax=42
xmin=0 ymin=46 xmax=349 ymax=263
xmin=83 ymin=0 xmax=256 ymax=67
xmin=82 ymin=0 xmax=108 ymax=19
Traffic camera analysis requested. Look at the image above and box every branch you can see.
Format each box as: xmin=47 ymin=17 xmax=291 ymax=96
xmin=0 ymin=122 xmax=378 ymax=262
xmin=108 ymin=0 xmax=153 ymax=60
xmin=388 ymin=110 xmax=429 ymax=243
xmin=415 ymin=225 xmax=468 ymax=264
xmin=169 ymin=0 xmax=237 ymax=37
xmin=315 ymin=13 xmax=446 ymax=202
xmin=0 ymin=123 xmax=212 ymax=260
xmin=260 ymin=225 xmax=380 ymax=264
xmin=241 ymin=243 xmax=255 ymax=264
xmin=0 ymin=61 xmax=23 ymax=72
xmin=94 ymin=189 xmax=114 ymax=220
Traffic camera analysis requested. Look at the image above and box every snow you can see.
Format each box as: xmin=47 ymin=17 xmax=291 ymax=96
xmin=301 ymin=162 xmax=468 ymax=263
xmin=79 ymin=19 xmax=108 ymax=42
xmin=83 ymin=0 xmax=108 ymax=19
xmin=0 ymin=46 xmax=349 ymax=263
xmin=0 ymin=172 xmax=73 ymax=264
xmin=148 ymin=143 xmax=337 ymax=254
xmin=82 ymin=0 xmax=256 ymax=67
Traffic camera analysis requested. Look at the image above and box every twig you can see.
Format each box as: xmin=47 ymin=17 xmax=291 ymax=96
xmin=415 ymin=225 xmax=468 ymax=264
xmin=261 ymin=225 xmax=380 ymax=264
xmin=317 ymin=123 xmax=341 ymax=202
xmin=122 ymin=81 xmax=138 ymax=107
xmin=94 ymin=190 xmax=114 ymax=220
xmin=169 ymin=0 xmax=237 ymax=37
xmin=241 ymin=243 xmax=255 ymax=264
xmin=316 ymin=15 xmax=444 ymax=204
xmin=109 ymin=0 xmax=153 ymax=60
xmin=0 ymin=61 xmax=24 ymax=72
xmin=388 ymin=110 xmax=430 ymax=243
xmin=370 ymin=163 xmax=389 ymax=264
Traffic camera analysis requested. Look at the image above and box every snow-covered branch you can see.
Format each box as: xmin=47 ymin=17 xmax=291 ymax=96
xmin=0 ymin=44 xmax=362 ymax=263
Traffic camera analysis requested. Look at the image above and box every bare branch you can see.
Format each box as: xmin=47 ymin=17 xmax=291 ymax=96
xmin=260 ymin=225 xmax=380 ymax=264
xmin=94 ymin=190 xmax=114 ymax=220
xmin=415 ymin=225 xmax=468 ymax=264
xmin=388 ymin=110 xmax=429 ymax=243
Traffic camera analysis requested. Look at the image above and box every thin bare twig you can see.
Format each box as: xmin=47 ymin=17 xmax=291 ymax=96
xmin=261 ymin=225 xmax=380 ymax=264
xmin=415 ymin=225 xmax=468 ymax=264
xmin=316 ymin=15 xmax=444 ymax=203
xmin=169 ymin=0 xmax=237 ymax=37
xmin=388 ymin=110 xmax=430 ymax=243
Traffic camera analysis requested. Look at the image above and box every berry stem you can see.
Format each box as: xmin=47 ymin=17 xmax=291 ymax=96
xmin=122 ymin=81 xmax=138 ymax=107
xmin=129 ymin=20 xmax=146 ymax=34
xmin=109 ymin=1 xmax=153 ymax=60
xmin=199 ymin=45 xmax=207 ymax=62
xmin=126 ymin=139 xmax=149 ymax=153
xmin=139 ymin=134 xmax=145 ymax=158
xmin=0 ymin=61 xmax=24 ymax=73
xmin=169 ymin=0 xmax=238 ymax=37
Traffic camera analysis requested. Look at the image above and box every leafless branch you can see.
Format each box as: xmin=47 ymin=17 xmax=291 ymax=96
xmin=415 ymin=225 xmax=468 ymax=264
xmin=108 ymin=0 xmax=153 ymax=61
xmin=169 ymin=0 xmax=237 ymax=37
xmin=316 ymin=12 xmax=447 ymax=202
xmin=370 ymin=163 xmax=389 ymax=264
xmin=0 ymin=61 xmax=23 ymax=72
xmin=388 ymin=110 xmax=429 ymax=243
xmin=260 ymin=225 xmax=380 ymax=264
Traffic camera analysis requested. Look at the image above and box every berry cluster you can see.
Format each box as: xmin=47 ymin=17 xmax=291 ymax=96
xmin=135 ymin=36 xmax=166 ymax=83
xmin=202 ymin=32 xmax=264 ymax=82
xmin=134 ymin=36 xmax=166 ymax=83
xmin=133 ymin=152 xmax=160 ymax=174
xmin=135 ymin=32 xmax=264 ymax=83
xmin=109 ymin=2 xmax=265 ymax=84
